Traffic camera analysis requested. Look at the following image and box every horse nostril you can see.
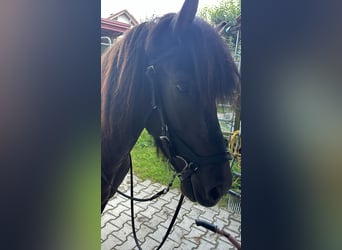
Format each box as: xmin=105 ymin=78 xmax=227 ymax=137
xmin=209 ymin=187 xmax=221 ymax=201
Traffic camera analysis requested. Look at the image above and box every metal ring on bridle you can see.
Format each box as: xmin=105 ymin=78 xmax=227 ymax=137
xmin=173 ymin=155 xmax=198 ymax=181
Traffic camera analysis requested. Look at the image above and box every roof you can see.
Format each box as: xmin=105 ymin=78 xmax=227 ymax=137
xmin=101 ymin=18 xmax=130 ymax=37
xmin=107 ymin=9 xmax=139 ymax=27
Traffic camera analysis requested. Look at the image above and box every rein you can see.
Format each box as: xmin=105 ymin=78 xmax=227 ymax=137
xmin=118 ymin=156 xmax=184 ymax=250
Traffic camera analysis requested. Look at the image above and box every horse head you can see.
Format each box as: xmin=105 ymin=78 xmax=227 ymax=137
xmin=143 ymin=0 xmax=240 ymax=207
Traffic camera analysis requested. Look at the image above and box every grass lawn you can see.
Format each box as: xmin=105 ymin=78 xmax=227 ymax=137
xmin=131 ymin=129 xmax=180 ymax=188
xmin=131 ymin=129 xmax=240 ymax=208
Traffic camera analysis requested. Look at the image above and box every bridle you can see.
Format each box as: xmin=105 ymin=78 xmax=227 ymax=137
xmin=115 ymin=65 xmax=231 ymax=249
xmin=104 ymin=64 xmax=232 ymax=250
xmin=145 ymin=64 xmax=231 ymax=181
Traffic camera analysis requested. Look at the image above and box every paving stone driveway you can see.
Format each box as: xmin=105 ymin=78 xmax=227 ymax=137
xmin=101 ymin=174 xmax=241 ymax=249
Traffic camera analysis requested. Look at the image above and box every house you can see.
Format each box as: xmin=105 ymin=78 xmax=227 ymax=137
xmin=101 ymin=18 xmax=129 ymax=53
xmin=101 ymin=10 xmax=139 ymax=53
xmin=107 ymin=9 xmax=139 ymax=27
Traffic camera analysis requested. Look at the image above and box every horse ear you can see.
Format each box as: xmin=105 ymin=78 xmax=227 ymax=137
xmin=172 ymin=0 xmax=199 ymax=34
xmin=215 ymin=21 xmax=227 ymax=34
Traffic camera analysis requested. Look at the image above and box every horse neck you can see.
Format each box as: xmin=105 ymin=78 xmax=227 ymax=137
xmin=102 ymin=93 xmax=152 ymax=168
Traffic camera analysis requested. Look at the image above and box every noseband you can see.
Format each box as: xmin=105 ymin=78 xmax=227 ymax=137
xmin=145 ymin=65 xmax=231 ymax=181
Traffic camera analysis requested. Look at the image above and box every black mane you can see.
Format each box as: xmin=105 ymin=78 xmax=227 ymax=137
xmin=102 ymin=14 xmax=239 ymax=138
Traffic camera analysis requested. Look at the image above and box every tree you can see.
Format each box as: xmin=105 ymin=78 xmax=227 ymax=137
xmin=199 ymin=0 xmax=240 ymax=24
xmin=199 ymin=0 xmax=241 ymax=57
xmin=199 ymin=0 xmax=241 ymax=131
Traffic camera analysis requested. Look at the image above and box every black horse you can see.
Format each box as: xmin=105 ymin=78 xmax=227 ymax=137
xmin=101 ymin=0 xmax=240 ymax=213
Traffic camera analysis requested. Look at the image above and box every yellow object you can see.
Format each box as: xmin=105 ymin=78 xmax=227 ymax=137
xmin=228 ymin=130 xmax=241 ymax=167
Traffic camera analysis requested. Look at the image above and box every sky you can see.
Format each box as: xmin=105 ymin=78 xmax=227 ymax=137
xmin=101 ymin=0 xmax=221 ymax=21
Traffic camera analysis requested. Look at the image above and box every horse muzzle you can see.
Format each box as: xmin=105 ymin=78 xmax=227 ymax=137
xmin=176 ymin=155 xmax=232 ymax=207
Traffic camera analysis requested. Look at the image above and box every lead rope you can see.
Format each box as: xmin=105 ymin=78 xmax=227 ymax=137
xmin=117 ymin=168 xmax=177 ymax=202
xmin=195 ymin=219 xmax=241 ymax=249
xmin=125 ymin=156 xmax=184 ymax=250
